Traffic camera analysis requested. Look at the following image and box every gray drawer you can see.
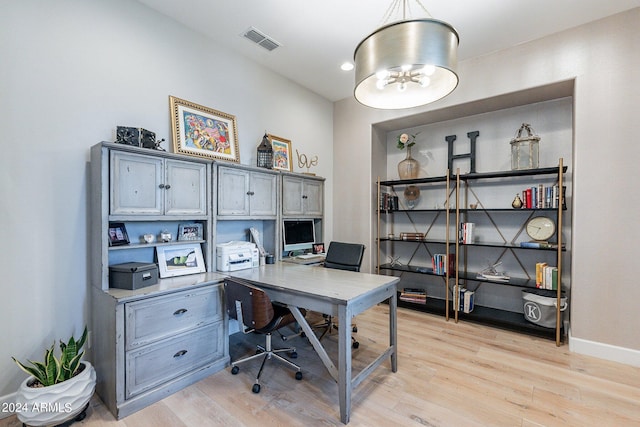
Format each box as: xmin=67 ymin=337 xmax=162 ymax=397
xmin=125 ymin=322 xmax=225 ymax=398
xmin=125 ymin=285 xmax=222 ymax=350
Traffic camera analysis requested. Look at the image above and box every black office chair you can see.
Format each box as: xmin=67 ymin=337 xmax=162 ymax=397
xmin=312 ymin=241 xmax=365 ymax=348
xmin=225 ymin=277 xmax=304 ymax=393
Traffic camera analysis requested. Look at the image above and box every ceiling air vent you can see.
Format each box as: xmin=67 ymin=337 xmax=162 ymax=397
xmin=242 ymin=27 xmax=281 ymax=52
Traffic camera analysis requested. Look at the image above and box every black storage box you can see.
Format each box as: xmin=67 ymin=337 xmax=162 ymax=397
xmin=109 ymin=262 xmax=159 ymax=290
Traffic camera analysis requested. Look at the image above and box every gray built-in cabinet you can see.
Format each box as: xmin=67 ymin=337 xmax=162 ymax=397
xmin=90 ymin=142 xmax=228 ymax=419
xmin=217 ymin=165 xmax=278 ymax=217
xmin=90 ymin=142 xmax=325 ymax=419
xmin=281 ymin=173 xmax=324 ymax=217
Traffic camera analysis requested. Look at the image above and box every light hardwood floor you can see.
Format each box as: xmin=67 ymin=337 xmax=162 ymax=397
xmin=3 ymin=305 xmax=639 ymax=427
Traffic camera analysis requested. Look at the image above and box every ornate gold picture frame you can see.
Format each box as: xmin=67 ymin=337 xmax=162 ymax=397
xmin=170 ymin=95 xmax=240 ymax=162
xmin=268 ymin=134 xmax=292 ymax=171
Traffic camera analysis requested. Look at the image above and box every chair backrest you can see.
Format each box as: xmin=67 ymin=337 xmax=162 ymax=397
xmin=224 ymin=278 xmax=274 ymax=330
xmin=324 ymin=241 xmax=365 ymax=272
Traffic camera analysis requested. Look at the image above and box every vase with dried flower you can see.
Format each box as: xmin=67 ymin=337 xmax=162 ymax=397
xmin=397 ymin=133 xmax=420 ymax=179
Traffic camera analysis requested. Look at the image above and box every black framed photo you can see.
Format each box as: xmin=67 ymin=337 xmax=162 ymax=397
xmin=313 ymin=243 xmax=325 ymax=254
xmin=108 ymin=222 xmax=130 ymax=246
xmin=178 ymin=223 xmax=204 ymax=241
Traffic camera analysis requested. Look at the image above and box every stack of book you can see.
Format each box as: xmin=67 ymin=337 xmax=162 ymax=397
xmin=400 ymin=232 xmax=425 ymax=241
xmin=399 ymin=288 xmax=427 ymax=304
xmin=535 ymin=262 xmax=558 ymax=290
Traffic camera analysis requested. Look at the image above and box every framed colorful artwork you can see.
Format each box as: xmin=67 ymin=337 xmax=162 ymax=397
xmin=268 ymin=134 xmax=292 ymax=171
xmin=169 ymin=95 xmax=240 ymax=162
xmin=156 ymin=243 xmax=206 ymax=278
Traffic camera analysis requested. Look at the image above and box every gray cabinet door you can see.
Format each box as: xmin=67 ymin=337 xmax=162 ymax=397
xmin=282 ymin=175 xmax=323 ymax=216
xmin=303 ymin=179 xmax=323 ymax=216
xmin=110 ymin=151 xmax=163 ymax=215
xmin=217 ymin=167 xmax=250 ymax=216
xmin=249 ymin=171 xmax=277 ymax=216
xmin=282 ymin=176 xmax=304 ymax=216
xmin=165 ymin=160 xmax=207 ymax=216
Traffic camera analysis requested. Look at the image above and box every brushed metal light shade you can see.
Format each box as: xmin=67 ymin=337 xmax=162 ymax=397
xmin=354 ymin=19 xmax=459 ymax=109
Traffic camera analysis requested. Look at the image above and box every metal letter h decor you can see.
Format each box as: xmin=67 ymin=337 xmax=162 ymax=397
xmin=446 ymin=131 xmax=479 ymax=174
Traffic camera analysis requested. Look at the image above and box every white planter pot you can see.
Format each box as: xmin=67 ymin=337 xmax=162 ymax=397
xmin=15 ymin=361 xmax=96 ymax=427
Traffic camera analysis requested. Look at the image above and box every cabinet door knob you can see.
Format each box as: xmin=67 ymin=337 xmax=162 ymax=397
xmin=173 ymin=350 xmax=188 ymax=358
xmin=159 ymin=184 xmax=165 ymax=189
xmin=302 ymin=195 xmax=308 ymax=199
xmin=247 ymin=191 xmax=254 ymax=196
xmin=173 ymin=308 xmax=188 ymax=316
xmin=165 ymin=184 xmax=171 ymax=189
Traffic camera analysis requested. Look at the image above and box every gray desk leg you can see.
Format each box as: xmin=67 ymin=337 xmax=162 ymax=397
xmin=288 ymin=306 xmax=338 ymax=382
xmin=338 ymin=303 xmax=352 ymax=424
xmin=389 ymin=292 xmax=398 ymax=372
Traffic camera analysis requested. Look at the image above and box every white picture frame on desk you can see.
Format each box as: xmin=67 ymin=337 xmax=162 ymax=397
xmin=156 ymin=243 xmax=206 ymax=278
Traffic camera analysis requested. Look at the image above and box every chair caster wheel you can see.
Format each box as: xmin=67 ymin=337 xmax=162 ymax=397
xmin=300 ymin=332 xmax=306 ymax=338
xmin=290 ymin=351 xmax=298 ymax=359
xmin=252 ymin=383 xmax=261 ymax=393
xmin=231 ymin=366 xmax=239 ymax=375
xmin=352 ymin=341 xmax=360 ymax=349
xmin=352 ymin=326 xmax=358 ymax=333
xmin=281 ymin=336 xmax=288 ymax=341
xmin=295 ymin=371 xmax=303 ymax=380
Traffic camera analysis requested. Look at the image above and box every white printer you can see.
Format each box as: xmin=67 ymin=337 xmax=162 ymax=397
xmin=216 ymin=241 xmax=259 ymax=272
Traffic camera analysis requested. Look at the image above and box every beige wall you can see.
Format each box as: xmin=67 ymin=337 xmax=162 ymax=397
xmin=334 ymin=8 xmax=640 ymax=363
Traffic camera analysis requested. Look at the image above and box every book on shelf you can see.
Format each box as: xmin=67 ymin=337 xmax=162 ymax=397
xmin=535 ymin=263 xmax=558 ymax=290
xmin=520 ymin=241 xmax=564 ymax=249
xmin=400 ymin=232 xmax=425 ymax=241
xmin=431 ymin=253 xmax=455 ymax=275
xmin=455 ymin=287 xmax=474 ymax=313
xmin=459 ymin=222 xmax=475 ymax=244
xmin=521 ymin=184 xmax=565 ymax=209
xmin=379 ymin=192 xmax=399 ymax=212
xmin=400 ymin=287 xmax=427 ymax=304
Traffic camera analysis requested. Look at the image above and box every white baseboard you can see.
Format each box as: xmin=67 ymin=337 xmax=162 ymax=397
xmin=569 ymin=331 xmax=640 ymax=367
xmin=0 ymin=392 xmax=17 ymax=419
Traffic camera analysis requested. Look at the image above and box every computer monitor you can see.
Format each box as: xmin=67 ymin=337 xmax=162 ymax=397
xmin=282 ymin=219 xmax=315 ymax=253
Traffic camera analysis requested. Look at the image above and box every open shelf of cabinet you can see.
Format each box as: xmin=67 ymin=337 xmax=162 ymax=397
xmin=376 ymin=159 xmax=569 ymax=346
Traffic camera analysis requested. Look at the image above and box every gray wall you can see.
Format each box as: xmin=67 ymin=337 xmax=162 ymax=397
xmin=334 ymin=8 xmax=640 ymax=364
xmin=0 ymin=0 xmax=333 ymax=402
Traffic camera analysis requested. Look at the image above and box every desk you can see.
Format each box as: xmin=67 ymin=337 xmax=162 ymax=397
xmin=230 ymin=262 xmax=399 ymax=424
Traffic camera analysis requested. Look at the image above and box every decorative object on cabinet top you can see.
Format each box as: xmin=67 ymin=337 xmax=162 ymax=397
xmin=268 ymin=134 xmax=292 ymax=171
xmin=296 ymin=149 xmax=318 ymax=175
xmin=169 ymin=95 xmax=240 ymax=163
xmin=256 ymin=133 xmax=273 ymax=169
xmin=510 ymin=123 xmax=540 ymax=170
xmin=116 ymin=126 xmax=166 ymax=150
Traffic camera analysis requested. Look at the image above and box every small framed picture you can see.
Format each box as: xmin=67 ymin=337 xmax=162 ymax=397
xmin=268 ymin=134 xmax=292 ymax=171
xmin=170 ymin=95 xmax=240 ymax=163
xmin=178 ymin=223 xmax=204 ymax=241
xmin=156 ymin=244 xmax=206 ymax=278
xmin=313 ymin=243 xmax=325 ymax=254
xmin=108 ymin=223 xmax=130 ymax=246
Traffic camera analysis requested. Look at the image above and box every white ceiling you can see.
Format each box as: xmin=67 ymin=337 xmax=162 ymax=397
xmin=137 ymin=0 xmax=640 ymax=102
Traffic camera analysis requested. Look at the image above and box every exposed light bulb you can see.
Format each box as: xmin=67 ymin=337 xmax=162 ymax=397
xmin=421 ymin=64 xmax=436 ymax=76
xmin=376 ymin=79 xmax=387 ymax=90
xmin=398 ymin=82 xmax=407 ymax=92
xmin=419 ymin=76 xmax=431 ymax=87
xmin=401 ymin=64 xmax=412 ymax=72
xmin=376 ymin=70 xmax=390 ymax=80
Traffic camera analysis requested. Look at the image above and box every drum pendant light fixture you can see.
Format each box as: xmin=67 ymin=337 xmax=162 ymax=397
xmin=354 ymin=0 xmax=459 ymax=109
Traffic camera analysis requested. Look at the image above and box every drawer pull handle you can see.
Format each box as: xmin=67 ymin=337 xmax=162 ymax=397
xmin=173 ymin=308 xmax=188 ymax=316
xmin=173 ymin=350 xmax=188 ymax=358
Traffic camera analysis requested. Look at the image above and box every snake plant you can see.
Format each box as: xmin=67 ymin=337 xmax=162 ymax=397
xmin=12 ymin=326 xmax=88 ymax=387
